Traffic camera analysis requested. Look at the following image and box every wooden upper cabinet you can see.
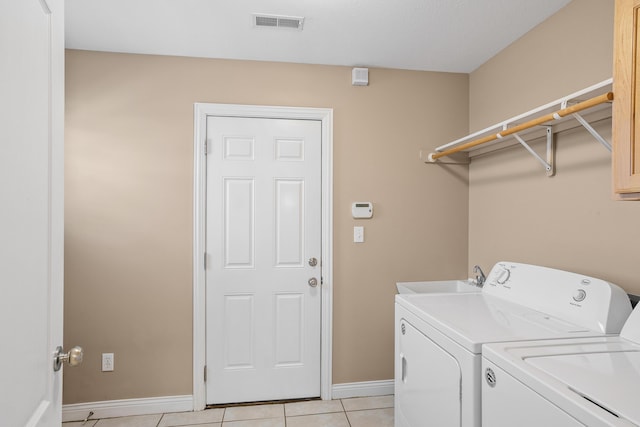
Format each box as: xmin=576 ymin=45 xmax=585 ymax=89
xmin=613 ymin=0 xmax=640 ymax=199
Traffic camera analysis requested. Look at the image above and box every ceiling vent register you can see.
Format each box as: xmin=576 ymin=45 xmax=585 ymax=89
xmin=254 ymin=14 xmax=304 ymax=30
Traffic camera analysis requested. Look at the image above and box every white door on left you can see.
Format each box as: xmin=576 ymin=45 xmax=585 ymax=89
xmin=0 ymin=0 xmax=68 ymax=425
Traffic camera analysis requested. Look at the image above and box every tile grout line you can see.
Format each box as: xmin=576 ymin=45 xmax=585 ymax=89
xmin=339 ymin=398 xmax=353 ymax=427
xmin=69 ymin=397 xmax=393 ymax=426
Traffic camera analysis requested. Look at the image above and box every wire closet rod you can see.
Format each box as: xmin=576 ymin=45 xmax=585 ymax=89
xmin=428 ymin=92 xmax=614 ymax=162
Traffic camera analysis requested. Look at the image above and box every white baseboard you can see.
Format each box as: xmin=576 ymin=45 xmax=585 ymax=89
xmin=62 ymin=381 xmax=392 ymax=422
xmin=62 ymin=395 xmax=193 ymax=422
xmin=331 ymin=380 xmax=394 ymax=399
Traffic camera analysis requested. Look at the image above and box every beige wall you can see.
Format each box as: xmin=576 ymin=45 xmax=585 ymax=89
xmin=470 ymin=0 xmax=614 ymax=130
xmin=469 ymin=0 xmax=640 ymax=295
xmin=64 ymin=51 xmax=469 ymax=403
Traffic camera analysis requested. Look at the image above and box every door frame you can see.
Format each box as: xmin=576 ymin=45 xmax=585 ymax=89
xmin=192 ymin=104 xmax=333 ymax=410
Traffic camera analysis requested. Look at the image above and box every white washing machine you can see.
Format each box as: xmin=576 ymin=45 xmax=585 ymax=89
xmin=395 ymin=261 xmax=633 ymax=427
xmin=482 ymin=300 xmax=640 ymax=427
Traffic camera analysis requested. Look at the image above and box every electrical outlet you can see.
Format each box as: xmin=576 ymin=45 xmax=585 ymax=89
xmin=102 ymin=353 xmax=114 ymax=372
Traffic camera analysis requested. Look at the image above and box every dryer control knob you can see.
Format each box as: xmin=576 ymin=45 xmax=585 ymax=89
xmin=573 ymin=289 xmax=587 ymax=302
xmin=496 ymin=268 xmax=510 ymax=284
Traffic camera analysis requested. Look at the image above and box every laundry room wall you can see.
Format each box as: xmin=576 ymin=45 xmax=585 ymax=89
xmin=64 ymin=52 xmax=469 ymax=404
xmin=468 ymin=0 xmax=640 ymax=294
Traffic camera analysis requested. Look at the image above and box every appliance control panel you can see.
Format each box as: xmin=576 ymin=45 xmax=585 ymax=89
xmin=573 ymin=288 xmax=587 ymax=302
xmin=495 ymin=268 xmax=511 ymax=285
xmin=482 ymin=261 xmax=632 ymax=334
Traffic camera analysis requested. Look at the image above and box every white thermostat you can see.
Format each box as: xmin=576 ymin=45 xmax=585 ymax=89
xmin=352 ymin=202 xmax=373 ymax=219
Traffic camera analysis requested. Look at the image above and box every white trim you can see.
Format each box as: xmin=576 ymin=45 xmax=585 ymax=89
xmin=192 ymin=104 xmax=334 ymax=409
xmin=61 ymin=395 xmax=193 ymax=422
xmin=331 ymin=380 xmax=395 ymax=399
xmin=192 ymin=104 xmax=207 ymax=410
xmin=50 ymin=0 xmax=65 ymax=423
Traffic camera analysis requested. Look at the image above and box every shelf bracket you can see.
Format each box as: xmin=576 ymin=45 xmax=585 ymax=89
xmin=511 ymin=126 xmax=554 ymax=176
xmin=427 ymin=86 xmax=612 ymax=166
xmin=571 ymin=112 xmax=612 ymax=152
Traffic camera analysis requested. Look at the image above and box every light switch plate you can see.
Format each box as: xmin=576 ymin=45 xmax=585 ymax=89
xmin=354 ymin=226 xmax=364 ymax=243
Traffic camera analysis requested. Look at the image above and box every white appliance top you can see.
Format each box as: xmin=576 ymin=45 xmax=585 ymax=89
xmin=528 ymin=350 xmax=640 ymax=425
xmin=396 ymin=262 xmax=632 ymax=354
xmin=482 ymin=305 xmax=640 ymax=426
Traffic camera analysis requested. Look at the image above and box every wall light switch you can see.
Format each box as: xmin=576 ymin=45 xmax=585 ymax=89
xmin=353 ymin=226 xmax=364 ymax=243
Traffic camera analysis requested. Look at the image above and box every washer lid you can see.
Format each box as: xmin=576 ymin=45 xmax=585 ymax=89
xmin=397 ymin=293 xmax=593 ymax=353
xmin=620 ymin=302 xmax=640 ymax=344
xmin=527 ymin=350 xmax=640 ymax=425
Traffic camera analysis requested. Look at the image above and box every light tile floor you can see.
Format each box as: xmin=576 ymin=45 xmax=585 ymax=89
xmin=63 ymin=395 xmax=394 ymax=427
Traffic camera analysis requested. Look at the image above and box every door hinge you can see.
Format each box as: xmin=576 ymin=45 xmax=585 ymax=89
xmin=204 ymin=252 xmax=207 ymax=270
xmin=204 ymin=365 xmax=207 ymax=382
xmin=204 ymin=140 xmax=210 ymax=155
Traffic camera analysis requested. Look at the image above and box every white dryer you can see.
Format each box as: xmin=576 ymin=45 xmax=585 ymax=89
xmin=482 ymin=299 xmax=640 ymax=426
xmin=395 ymin=262 xmax=632 ymax=427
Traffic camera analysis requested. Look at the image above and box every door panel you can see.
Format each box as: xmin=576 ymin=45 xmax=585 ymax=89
xmin=274 ymin=293 xmax=305 ymax=366
xmin=206 ymin=117 xmax=321 ymax=404
xmin=613 ymin=0 xmax=640 ymax=197
xmin=275 ymin=179 xmax=305 ymax=266
xmin=224 ymin=178 xmax=255 ymax=268
xmin=0 ymin=0 xmax=64 ymax=425
xmin=223 ymin=295 xmax=254 ymax=369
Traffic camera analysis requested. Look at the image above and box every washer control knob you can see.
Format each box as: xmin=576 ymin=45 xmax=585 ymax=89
xmin=573 ymin=289 xmax=587 ymax=302
xmin=496 ymin=268 xmax=510 ymax=285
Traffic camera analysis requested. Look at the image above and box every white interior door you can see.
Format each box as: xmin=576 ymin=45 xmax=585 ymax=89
xmin=205 ymin=116 xmax=322 ymax=404
xmin=0 ymin=0 xmax=65 ymax=425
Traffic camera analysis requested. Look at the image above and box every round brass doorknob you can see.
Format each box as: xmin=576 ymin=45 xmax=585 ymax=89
xmin=54 ymin=345 xmax=83 ymax=371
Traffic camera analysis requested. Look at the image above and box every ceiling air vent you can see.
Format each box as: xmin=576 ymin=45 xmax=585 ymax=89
xmin=253 ymin=14 xmax=304 ymax=30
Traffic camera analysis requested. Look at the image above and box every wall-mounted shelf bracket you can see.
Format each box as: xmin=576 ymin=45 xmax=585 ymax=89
xmin=425 ymin=79 xmax=613 ymax=175
xmin=511 ymin=126 xmax=555 ymax=176
xmin=571 ymin=112 xmax=612 ymax=152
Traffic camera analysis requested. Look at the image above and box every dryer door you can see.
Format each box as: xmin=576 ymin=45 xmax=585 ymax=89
xmin=396 ymin=318 xmax=461 ymax=427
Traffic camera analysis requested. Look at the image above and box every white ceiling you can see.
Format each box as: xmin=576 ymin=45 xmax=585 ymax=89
xmin=65 ymin=0 xmax=572 ymax=73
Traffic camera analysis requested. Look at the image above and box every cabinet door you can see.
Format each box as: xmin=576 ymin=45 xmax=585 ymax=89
xmin=613 ymin=0 xmax=640 ymax=199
